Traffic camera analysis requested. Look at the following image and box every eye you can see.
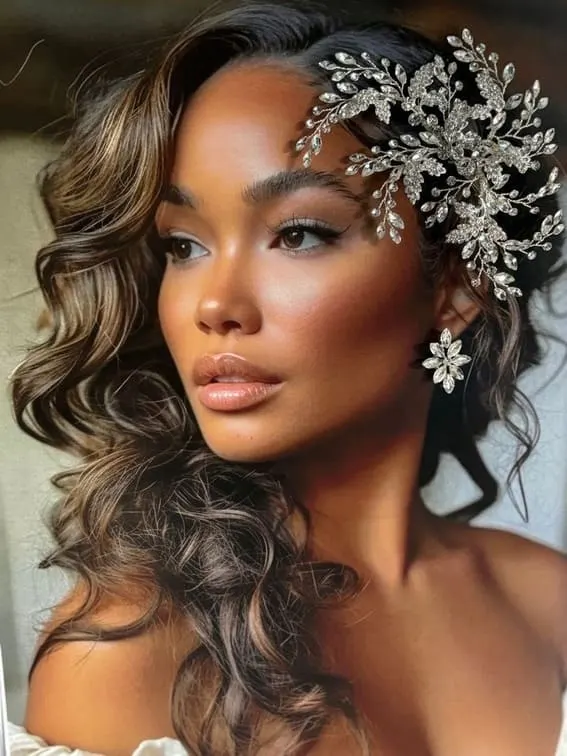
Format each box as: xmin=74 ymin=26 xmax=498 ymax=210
xmin=159 ymin=234 xmax=209 ymax=266
xmin=278 ymin=227 xmax=328 ymax=252
xmin=272 ymin=219 xmax=349 ymax=256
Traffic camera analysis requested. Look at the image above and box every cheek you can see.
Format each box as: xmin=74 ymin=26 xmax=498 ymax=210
xmin=289 ymin=250 xmax=432 ymax=382
xmin=157 ymin=274 xmax=195 ymax=363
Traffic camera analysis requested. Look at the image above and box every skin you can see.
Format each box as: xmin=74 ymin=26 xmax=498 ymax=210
xmin=24 ymin=62 xmax=567 ymax=756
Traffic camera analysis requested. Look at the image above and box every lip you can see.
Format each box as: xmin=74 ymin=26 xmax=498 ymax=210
xmin=193 ymin=353 xmax=281 ymax=386
xmin=192 ymin=353 xmax=283 ymax=412
xmin=197 ymin=381 xmax=282 ymax=411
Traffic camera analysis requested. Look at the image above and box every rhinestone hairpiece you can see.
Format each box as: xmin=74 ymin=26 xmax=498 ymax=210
xmin=296 ymin=29 xmax=564 ymax=300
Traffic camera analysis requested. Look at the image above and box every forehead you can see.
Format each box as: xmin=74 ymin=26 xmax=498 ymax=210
xmin=170 ymin=62 xmax=367 ymax=189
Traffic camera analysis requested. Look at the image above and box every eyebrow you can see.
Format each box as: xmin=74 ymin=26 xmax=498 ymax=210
xmin=161 ymin=168 xmax=363 ymax=210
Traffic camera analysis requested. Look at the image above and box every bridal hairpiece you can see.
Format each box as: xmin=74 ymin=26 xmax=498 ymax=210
xmin=296 ymin=29 xmax=564 ymax=300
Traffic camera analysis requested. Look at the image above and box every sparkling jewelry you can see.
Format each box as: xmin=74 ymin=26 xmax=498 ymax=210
xmin=296 ymin=28 xmax=564 ymax=301
xmin=422 ymin=328 xmax=472 ymax=394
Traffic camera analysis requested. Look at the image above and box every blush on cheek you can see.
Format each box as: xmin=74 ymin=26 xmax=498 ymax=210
xmin=300 ymin=260 xmax=431 ymax=403
xmin=319 ymin=270 xmax=427 ymax=346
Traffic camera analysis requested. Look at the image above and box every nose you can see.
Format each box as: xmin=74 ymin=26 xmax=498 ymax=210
xmin=194 ymin=258 xmax=262 ymax=336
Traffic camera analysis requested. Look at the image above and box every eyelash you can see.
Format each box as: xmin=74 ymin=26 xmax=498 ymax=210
xmin=157 ymin=216 xmax=350 ymax=267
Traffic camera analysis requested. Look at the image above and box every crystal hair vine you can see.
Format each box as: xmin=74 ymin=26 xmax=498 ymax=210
xmin=296 ymin=29 xmax=564 ymax=300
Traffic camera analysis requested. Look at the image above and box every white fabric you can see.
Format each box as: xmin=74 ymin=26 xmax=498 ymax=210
xmin=560 ymin=727 xmax=567 ymax=754
xmin=557 ymin=689 xmax=567 ymax=755
xmin=6 ymin=689 xmax=567 ymax=756
xmin=6 ymin=724 xmax=188 ymax=756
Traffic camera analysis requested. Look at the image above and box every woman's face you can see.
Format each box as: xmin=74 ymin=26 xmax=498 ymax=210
xmin=156 ymin=62 xmax=437 ymax=463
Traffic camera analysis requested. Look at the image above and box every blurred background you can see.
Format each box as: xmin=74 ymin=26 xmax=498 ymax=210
xmin=1 ymin=0 xmax=566 ymax=148
xmin=1 ymin=0 xmax=566 ymax=726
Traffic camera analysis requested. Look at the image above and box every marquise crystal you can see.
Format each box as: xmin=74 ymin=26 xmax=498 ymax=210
xmin=297 ymin=29 xmax=564 ymax=300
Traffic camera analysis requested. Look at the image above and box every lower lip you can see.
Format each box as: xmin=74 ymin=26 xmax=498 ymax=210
xmin=197 ymin=381 xmax=282 ymax=411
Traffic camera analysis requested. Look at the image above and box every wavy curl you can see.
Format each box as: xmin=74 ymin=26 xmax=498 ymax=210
xmin=10 ymin=3 xmax=565 ymax=754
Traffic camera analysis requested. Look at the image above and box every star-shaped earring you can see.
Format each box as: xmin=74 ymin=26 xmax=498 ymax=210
xmin=422 ymin=328 xmax=472 ymax=394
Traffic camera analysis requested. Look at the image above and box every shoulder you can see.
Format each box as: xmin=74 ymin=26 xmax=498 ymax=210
xmin=25 ymin=583 xmax=197 ymax=756
xmin=464 ymin=524 xmax=567 ymax=683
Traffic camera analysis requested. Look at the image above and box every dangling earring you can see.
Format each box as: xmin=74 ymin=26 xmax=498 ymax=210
xmin=422 ymin=328 xmax=472 ymax=394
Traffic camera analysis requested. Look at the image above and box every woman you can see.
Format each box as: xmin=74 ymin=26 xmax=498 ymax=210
xmin=7 ymin=3 xmax=567 ymax=754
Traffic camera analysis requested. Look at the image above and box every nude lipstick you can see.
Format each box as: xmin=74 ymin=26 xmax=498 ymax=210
xmin=192 ymin=353 xmax=282 ymax=411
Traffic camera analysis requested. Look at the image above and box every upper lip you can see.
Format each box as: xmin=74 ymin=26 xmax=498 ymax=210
xmin=192 ymin=353 xmax=282 ymax=386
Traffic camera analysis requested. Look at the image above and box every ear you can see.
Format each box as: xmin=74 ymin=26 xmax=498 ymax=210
xmin=432 ymin=277 xmax=483 ymax=338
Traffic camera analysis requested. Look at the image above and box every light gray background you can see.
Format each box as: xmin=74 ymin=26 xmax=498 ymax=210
xmin=1 ymin=134 xmax=566 ymax=725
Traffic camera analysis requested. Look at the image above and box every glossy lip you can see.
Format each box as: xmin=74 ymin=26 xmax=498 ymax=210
xmin=193 ymin=353 xmax=283 ymax=412
xmin=192 ymin=353 xmax=281 ymax=386
xmin=197 ymin=381 xmax=282 ymax=411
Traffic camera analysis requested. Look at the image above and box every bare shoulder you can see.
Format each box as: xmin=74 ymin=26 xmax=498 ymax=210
xmin=464 ymin=523 xmax=567 ymax=681
xmin=25 ymin=582 xmax=197 ymax=756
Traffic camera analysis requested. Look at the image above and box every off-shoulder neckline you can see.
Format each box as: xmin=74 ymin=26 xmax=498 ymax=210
xmin=7 ymin=688 xmax=567 ymax=755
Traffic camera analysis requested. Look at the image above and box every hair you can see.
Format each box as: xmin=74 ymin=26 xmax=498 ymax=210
xmin=10 ymin=3 xmax=565 ymax=754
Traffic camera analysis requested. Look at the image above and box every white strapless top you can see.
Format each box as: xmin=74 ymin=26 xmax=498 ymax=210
xmin=7 ymin=690 xmax=567 ymax=756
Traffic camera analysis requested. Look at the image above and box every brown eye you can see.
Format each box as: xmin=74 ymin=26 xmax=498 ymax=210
xmin=159 ymin=235 xmax=208 ymax=266
xmin=281 ymin=229 xmax=307 ymax=249
xmin=271 ymin=220 xmax=348 ymax=256
xmin=169 ymin=238 xmax=193 ymax=259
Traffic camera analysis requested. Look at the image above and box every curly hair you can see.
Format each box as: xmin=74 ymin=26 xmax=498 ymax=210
xmin=9 ymin=3 xmax=565 ymax=754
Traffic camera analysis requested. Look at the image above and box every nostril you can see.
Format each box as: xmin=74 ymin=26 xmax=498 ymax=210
xmin=221 ymin=320 xmax=242 ymax=332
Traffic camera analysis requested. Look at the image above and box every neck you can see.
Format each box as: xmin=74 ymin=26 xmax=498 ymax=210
xmin=281 ymin=414 xmax=444 ymax=588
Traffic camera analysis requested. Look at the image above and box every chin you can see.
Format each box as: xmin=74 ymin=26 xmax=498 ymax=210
xmin=190 ymin=410 xmax=284 ymax=464
xmin=197 ymin=415 xmax=341 ymax=467
xmin=201 ymin=435 xmax=283 ymax=465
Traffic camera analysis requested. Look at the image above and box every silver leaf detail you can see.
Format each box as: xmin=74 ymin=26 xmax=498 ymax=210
xmin=453 ymin=49 xmax=474 ymax=63
xmin=502 ymin=63 xmax=515 ymax=84
xmin=388 ymin=212 xmax=405 ymax=230
xmin=319 ymin=92 xmax=342 ymax=104
xmin=389 ymin=227 xmax=402 ymax=244
xmin=311 ymin=135 xmax=322 ymax=154
xmin=447 ymin=35 xmax=463 ymax=48
xmin=337 ymin=82 xmax=358 ymax=94
xmin=335 ymin=51 xmax=357 ymax=65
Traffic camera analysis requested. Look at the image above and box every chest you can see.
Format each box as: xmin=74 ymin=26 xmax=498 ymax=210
xmin=303 ymin=576 xmax=564 ymax=755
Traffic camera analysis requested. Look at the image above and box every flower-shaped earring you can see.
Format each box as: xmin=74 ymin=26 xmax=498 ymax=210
xmin=422 ymin=328 xmax=472 ymax=394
